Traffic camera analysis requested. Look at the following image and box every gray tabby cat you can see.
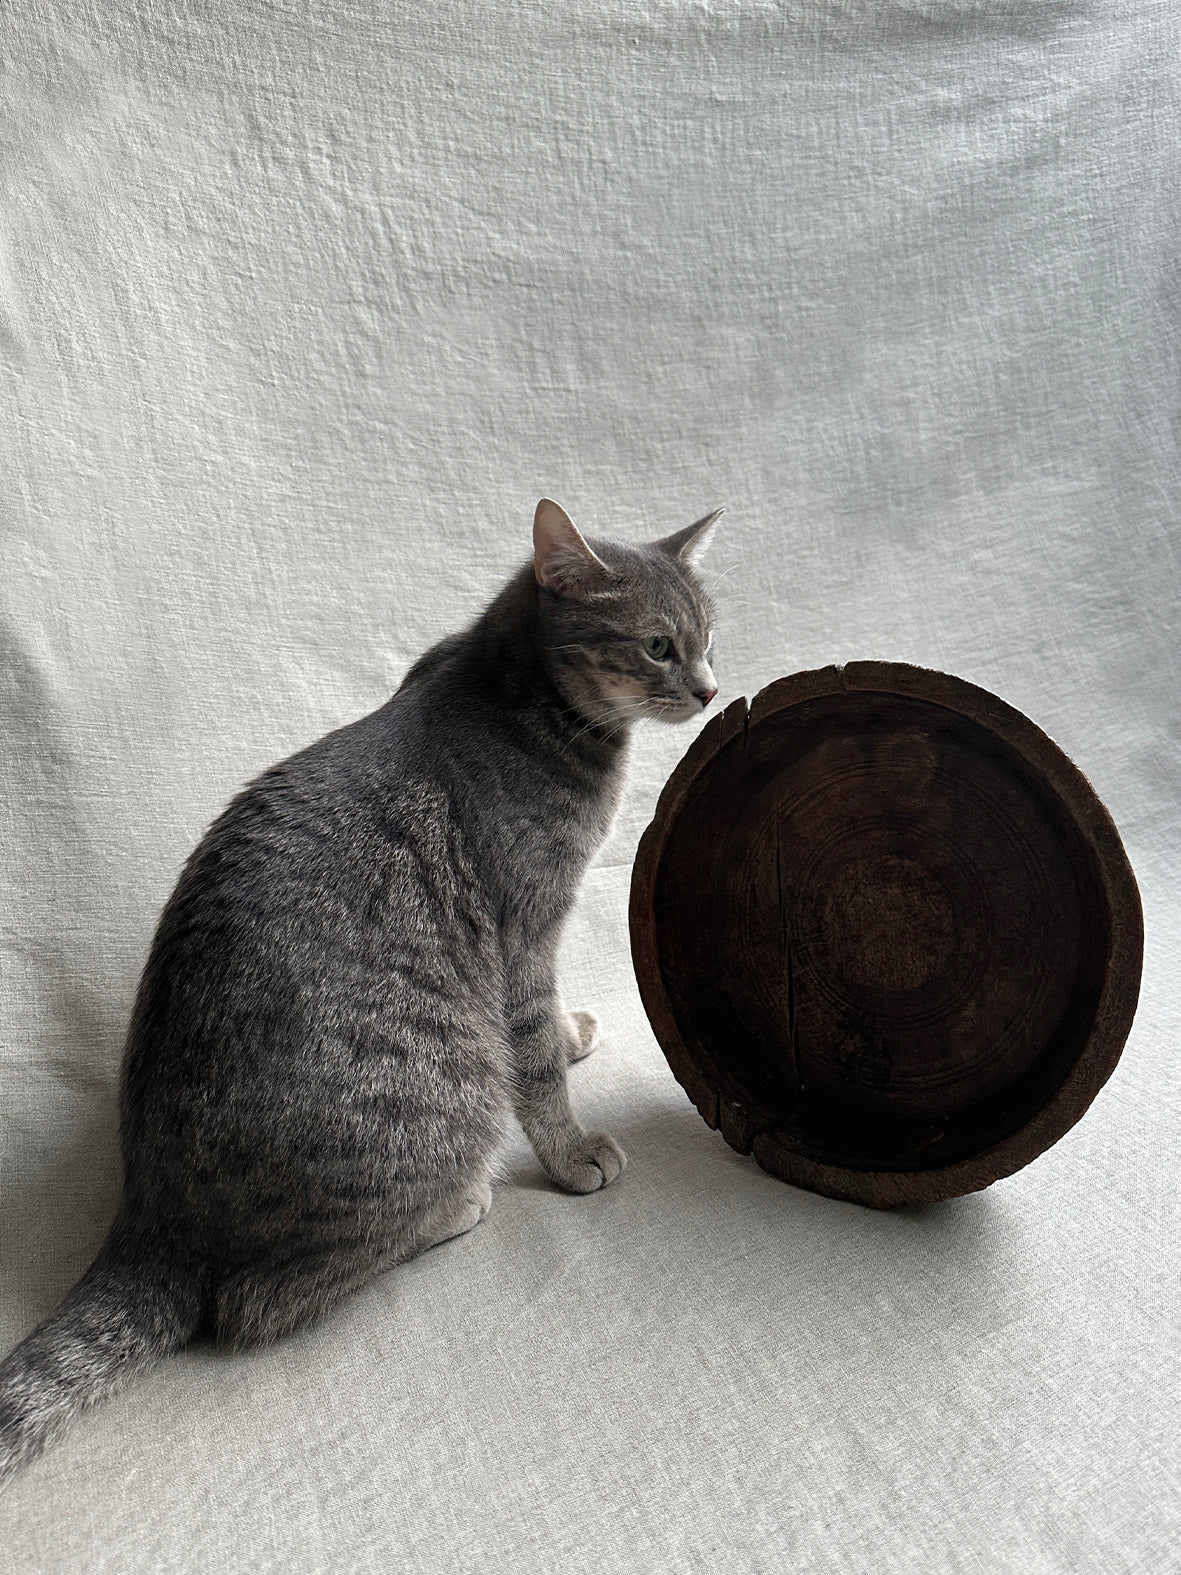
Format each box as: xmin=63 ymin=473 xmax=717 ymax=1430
xmin=0 ymin=497 xmax=721 ymax=1484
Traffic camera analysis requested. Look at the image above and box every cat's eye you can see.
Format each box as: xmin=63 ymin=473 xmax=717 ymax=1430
xmin=642 ymin=635 xmax=671 ymax=660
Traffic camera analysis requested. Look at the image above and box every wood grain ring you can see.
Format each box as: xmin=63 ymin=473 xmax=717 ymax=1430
xmin=629 ymin=663 xmax=1143 ymax=1208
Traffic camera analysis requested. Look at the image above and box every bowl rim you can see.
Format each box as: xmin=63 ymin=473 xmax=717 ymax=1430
xmin=629 ymin=661 xmax=1144 ymax=1208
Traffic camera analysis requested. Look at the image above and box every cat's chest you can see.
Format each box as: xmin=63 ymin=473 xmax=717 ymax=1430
xmin=528 ymin=800 xmax=605 ymax=867
xmin=508 ymin=775 xmax=615 ymax=870
xmin=495 ymin=760 xmax=621 ymax=912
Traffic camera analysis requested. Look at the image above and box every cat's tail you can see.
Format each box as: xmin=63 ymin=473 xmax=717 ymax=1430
xmin=0 ymin=1216 xmax=202 ymax=1486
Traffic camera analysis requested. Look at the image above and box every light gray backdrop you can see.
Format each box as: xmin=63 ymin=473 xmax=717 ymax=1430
xmin=1 ymin=2 xmax=1177 ymax=1570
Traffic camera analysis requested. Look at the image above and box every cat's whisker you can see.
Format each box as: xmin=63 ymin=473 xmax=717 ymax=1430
xmin=704 ymin=563 xmax=741 ymax=597
xmin=596 ymin=705 xmax=653 ymax=745
xmin=576 ymin=708 xmax=649 ymax=747
xmin=563 ymin=699 xmax=649 ymax=752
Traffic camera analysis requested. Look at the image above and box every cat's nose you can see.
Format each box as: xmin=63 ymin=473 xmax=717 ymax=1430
xmin=695 ymin=685 xmax=718 ymax=708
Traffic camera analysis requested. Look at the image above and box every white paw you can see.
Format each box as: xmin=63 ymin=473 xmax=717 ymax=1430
xmin=567 ymin=1009 xmax=601 ymax=1062
xmin=469 ymin=1178 xmax=493 ymax=1222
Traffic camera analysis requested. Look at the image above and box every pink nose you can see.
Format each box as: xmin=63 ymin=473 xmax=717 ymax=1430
xmin=696 ymin=686 xmax=718 ymax=708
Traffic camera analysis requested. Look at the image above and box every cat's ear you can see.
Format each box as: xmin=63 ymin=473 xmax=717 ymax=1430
xmin=658 ymin=507 xmax=725 ymax=564
xmin=533 ymin=498 xmax=613 ymax=598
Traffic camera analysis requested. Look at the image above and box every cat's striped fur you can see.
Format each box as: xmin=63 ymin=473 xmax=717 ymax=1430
xmin=0 ymin=498 xmax=720 ymax=1483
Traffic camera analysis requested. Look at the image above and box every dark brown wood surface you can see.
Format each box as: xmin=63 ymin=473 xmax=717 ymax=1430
xmin=629 ymin=663 xmax=1143 ymax=1208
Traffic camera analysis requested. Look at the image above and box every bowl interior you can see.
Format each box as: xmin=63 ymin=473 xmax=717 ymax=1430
xmin=654 ymin=688 xmax=1111 ymax=1173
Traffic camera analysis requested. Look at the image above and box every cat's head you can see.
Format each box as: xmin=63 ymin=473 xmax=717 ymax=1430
xmin=532 ymin=498 xmax=722 ymax=730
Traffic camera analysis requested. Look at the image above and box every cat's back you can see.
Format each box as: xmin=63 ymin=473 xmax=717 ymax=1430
xmin=179 ymin=646 xmax=475 ymax=904
xmin=166 ymin=689 xmax=422 ymax=923
xmin=126 ymin=669 xmax=485 ymax=1064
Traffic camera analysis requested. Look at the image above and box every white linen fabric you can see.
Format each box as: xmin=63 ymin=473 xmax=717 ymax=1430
xmin=1 ymin=2 xmax=1177 ymax=1569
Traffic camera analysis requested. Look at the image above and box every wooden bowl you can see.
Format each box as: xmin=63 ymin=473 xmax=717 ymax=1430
xmin=630 ymin=663 xmax=1143 ymax=1208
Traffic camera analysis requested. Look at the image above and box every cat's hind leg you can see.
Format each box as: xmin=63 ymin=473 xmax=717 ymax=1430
xmin=216 ymin=1245 xmax=387 ymax=1348
xmin=214 ymin=1177 xmax=493 ymax=1347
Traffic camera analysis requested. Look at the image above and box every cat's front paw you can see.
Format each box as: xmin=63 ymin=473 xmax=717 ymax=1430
xmin=551 ymin=1131 xmax=626 ymax=1194
xmin=566 ymin=1009 xmax=601 ymax=1063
